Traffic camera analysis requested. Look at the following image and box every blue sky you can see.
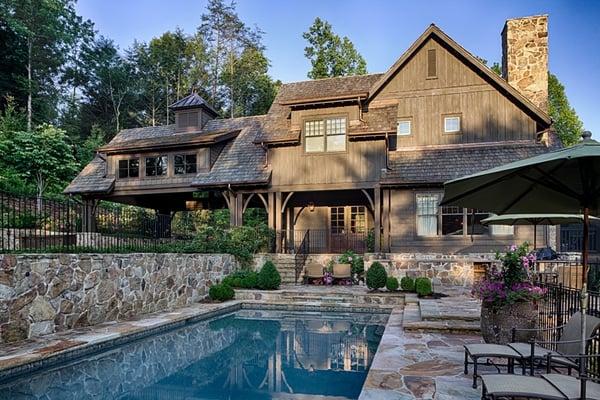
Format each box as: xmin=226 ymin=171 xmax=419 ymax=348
xmin=76 ymin=0 xmax=600 ymax=134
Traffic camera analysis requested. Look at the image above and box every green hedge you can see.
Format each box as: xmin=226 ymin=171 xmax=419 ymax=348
xmin=209 ymin=283 xmax=235 ymax=301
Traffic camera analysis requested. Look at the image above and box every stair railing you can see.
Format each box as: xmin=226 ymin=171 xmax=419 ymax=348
xmin=294 ymin=229 xmax=310 ymax=284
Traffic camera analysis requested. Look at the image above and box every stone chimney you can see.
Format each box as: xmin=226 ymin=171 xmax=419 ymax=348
xmin=501 ymin=15 xmax=549 ymax=111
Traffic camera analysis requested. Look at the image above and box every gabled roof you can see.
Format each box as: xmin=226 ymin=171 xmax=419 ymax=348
xmin=369 ymin=24 xmax=551 ymax=126
xmin=64 ymin=155 xmax=114 ymax=195
xmin=382 ymin=140 xmax=556 ymax=186
xmin=169 ymin=93 xmax=219 ymax=117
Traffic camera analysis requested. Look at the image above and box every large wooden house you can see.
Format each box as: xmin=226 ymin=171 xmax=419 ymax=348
xmin=66 ymin=15 xmax=557 ymax=254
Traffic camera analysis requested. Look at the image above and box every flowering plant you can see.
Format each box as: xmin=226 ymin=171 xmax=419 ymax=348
xmin=473 ymin=243 xmax=546 ymax=308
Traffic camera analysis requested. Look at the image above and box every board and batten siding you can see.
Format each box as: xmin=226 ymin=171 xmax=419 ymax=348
xmin=371 ymin=37 xmax=538 ymax=147
xmin=269 ymin=105 xmax=387 ymax=189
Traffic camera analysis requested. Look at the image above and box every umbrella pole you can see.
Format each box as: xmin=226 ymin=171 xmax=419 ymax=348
xmin=533 ymin=223 xmax=537 ymax=250
xmin=580 ymin=208 xmax=590 ymax=370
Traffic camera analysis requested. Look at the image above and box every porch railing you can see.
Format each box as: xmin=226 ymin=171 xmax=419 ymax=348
xmin=294 ymin=230 xmax=310 ymax=284
xmin=560 ymin=224 xmax=599 ymax=252
xmin=281 ymin=229 xmax=368 ymax=254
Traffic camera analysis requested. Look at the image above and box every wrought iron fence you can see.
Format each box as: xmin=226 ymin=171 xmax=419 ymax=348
xmin=560 ymin=224 xmax=599 ymax=252
xmin=0 ymin=190 xmax=188 ymax=253
xmin=281 ymin=229 xmax=368 ymax=254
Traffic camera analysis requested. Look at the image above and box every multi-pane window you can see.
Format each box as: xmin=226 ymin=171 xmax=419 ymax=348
xmin=397 ymin=120 xmax=411 ymax=136
xmin=330 ymin=207 xmax=345 ymax=234
xmin=350 ymin=206 xmax=366 ymax=234
xmin=118 ymin=159 xmax=139 ymax=179
xmin=145 ymin=156 xmax=168 ymax=177
xmin=444 ymin=116 xmax=461 ymax=133
xmin=174 ymin=154 xmax=197 ymax=175
xmin=441 ymin=206 xmax=463 ymax=235
xmin=304 ymin=117 xmax=346 ymax=153
xmin=491 ymin=224 xmax=515 ymax=236
xmin=416 ymin=194 xmax=439 ymax=236
xmin=466 ymin=209 xmax=490 ymax=235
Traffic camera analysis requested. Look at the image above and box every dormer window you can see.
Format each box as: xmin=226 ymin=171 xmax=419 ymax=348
xmin=174 ymin=154 xmax=197 ymax=175
xmin=118 ymin=158 xmax=139 ymax=179
xmin=145 ymin=156 xmax=168 ymax=177
xmin=304 ymin=117 xmax=346 ymax=153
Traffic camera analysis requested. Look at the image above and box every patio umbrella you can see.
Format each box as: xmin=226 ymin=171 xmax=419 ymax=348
xmin=481 ymin=213 xmax=600 ymax=249
xmin=441 ymin=131 xmax=600 ymax=360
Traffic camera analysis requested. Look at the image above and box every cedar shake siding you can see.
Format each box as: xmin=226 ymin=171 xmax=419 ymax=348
xmin=66 ymin=17 xmax=556 ymax=254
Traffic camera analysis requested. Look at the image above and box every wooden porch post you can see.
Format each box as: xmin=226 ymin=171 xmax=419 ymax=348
xmin=382 ymin=189 xmax=390 ymax=252
xmin=268 ymin=192 xmax=276 ymax=231
xmin=275 ymin=192 xmax=282 ymax=253
xmin=81 ymin=199 xmax=97 ymax=232
xmin=374 ymin=187 xmax=381 ymax=253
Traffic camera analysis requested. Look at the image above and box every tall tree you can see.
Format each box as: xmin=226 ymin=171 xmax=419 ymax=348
xmin=548 ymin=73 xmax=584 ymax=147
xmin=0 ymin=0 xmax=91 ymax=130
xmin=303 ymin=18 xmax=367 ymax=79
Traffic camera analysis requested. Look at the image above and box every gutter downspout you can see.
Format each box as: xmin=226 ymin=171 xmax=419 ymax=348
xmin=260 ymin=142 xmax=269 ymax=168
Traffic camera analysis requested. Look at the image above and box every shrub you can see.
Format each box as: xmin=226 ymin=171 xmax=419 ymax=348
xmin=257 ymin=261 xmax=281 ymax=290
xmin=209 ymin=283 xmax=235 ymax=301
xmin=415 ymin=277 xmax=433 ymax=297
xmin=400 ymin=276 xmax=415 ymax=292
xmin=386 ymin=277 xmax=399 ymax=291
xmin=240 ymin=272 xmax=259 ymax=288
xmin=366 ymin=262 xmax=387 ymax=290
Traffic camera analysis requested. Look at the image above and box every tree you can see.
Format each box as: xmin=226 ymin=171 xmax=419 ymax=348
xmin=0 ymin=124 xmax=78 ymax=205
xmin=0 ymin=0 xmax=91 ymax=130
xmin=303 ymin=18 xmax=367 ymax=79
xmin=548 ymin=73 xmax=584 ymax=147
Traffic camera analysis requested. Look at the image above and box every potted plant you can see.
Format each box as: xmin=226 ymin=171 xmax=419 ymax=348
xmin=474 ymin=243 xmax=547 ymax=344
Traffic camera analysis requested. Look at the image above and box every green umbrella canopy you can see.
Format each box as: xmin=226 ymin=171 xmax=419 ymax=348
xmin=481 ymin=214 xmax=600 ymax=226
xmin=441 ymin=132 xmax=600 ymax=216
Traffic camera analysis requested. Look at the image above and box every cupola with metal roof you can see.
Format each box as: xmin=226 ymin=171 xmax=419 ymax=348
xmin=170 ymin=92 xmax=219 ymax=132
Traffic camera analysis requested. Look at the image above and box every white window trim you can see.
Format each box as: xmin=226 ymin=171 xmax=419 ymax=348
xmin=397 ymin=119 xmax=412 ymax=136
xmin=444 ymin=116 xmax=461 ymax=133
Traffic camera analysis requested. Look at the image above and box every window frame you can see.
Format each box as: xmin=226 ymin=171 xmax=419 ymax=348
xmin=303 ymin=115 xmax=348 ymax=154
xmin=443 ymin=114 xmax=462 ymax=134
xmin=426 ymin=48 xmax=437 ymax=79
xmin=117 ymin=158 xmax=139 ymax=179
xmin=396 ymin=118 xmax=412 ymax=137
xmin=415 ymin=193 xmax=441 ymax=237
xmin=144 ymin=155 xmax=168 ymax=177
xmin=174 ymin=153 xmax=198 ymax=175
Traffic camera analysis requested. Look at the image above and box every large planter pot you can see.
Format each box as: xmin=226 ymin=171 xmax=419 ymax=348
xmin=480 ymin=301 xmax=539 ymax=344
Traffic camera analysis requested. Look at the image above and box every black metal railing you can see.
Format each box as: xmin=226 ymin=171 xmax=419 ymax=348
xmin=281 ymin=229 xmax=367 ymax=254
xmin=0 ymin=190 xmax=189 ymax=253
xmin=535 ymin=260 xmax=600 ymax=292
xmin=294 ymin=230 xmax=310 ymax=284
xmin=560 ymin=224 xmax=599 ymax=252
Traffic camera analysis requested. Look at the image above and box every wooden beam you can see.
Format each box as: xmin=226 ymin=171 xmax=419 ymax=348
xmin=242 ymin=193 xmax=255 ymax=213
xmin=361 ymin=189 xmax=375 ymax=211
xmin=374 ymin=187 xmax=381 ymax=253
xmin=235 ymin=193 xmax=244 ymax=226
xmin=268 ymin=192 xmax=276 ymax=231
xmin=281 ymin=192 xmax=295 ymax=212
xmin=275 ymin=192 xmax=282 ymax=252
xmin=382 ymin=189 xmax=390 ymax=252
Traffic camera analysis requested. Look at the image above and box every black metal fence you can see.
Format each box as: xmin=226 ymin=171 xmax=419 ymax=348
xmin=0 ymin=190 xmax=188 ymax=253
xmin=560 ymin=223 xmax=600 ymax=252
xmin=281 ymin=229 xmax=368 ymax=254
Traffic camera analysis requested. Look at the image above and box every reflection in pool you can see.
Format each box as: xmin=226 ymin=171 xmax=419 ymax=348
xmin=1 ymin=309 xmax=388 ymax=400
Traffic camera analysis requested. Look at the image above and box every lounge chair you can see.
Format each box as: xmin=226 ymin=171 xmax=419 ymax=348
xmin=304 ymin=263 xmax=324 ymax=282
xmin=464 ymin=312 xmax=600 ymax=388
xmin=332 ymin=263 xmax=351 ymax=280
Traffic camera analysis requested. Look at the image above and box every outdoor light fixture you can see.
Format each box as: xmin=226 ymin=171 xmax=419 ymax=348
xmin=308 ymin=202 xmax=315 ymax=212
xmin=185 ymin=201 xmax=200 ymax=210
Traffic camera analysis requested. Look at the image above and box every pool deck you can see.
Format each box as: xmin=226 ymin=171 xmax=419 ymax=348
xmin=0 ymin=288 xmax=487 ymax=399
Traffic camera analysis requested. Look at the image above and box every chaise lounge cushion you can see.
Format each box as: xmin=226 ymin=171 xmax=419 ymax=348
xmin=305 ymin=263 xmax=324 ymax=278
xmin=332 ymin=263 xmax=351 ymax=278
xmin=482 ymin=373 xmax=600 ymax=400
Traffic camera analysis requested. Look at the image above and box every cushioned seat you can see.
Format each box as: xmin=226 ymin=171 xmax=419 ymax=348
xmin=332 ymin=263 xmax=351 ymax=279
xmin=304 ymin=263 xmax=324 ymax=279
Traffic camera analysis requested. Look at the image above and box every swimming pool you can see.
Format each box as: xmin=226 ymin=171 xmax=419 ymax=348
xmin=0 ymin=309 xmax=388 ymax=399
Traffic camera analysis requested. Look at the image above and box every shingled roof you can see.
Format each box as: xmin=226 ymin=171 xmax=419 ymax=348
xmin=169 ymin=93 xmax=219 ymax=116
xmin=381 ymin=141 xmax=554 ymax=186
xmin=192 ymin=115 xmax=271 ymax=187
xmin=64 ymin=155 xmax=114 ymax=195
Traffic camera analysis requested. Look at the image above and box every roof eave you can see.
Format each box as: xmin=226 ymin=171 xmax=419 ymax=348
xmin=279 ymin=92 xmax=368 ymax=107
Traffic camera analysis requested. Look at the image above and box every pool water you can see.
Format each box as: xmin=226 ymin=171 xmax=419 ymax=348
xmin=0 ymin=309 xmax=388 ymax=399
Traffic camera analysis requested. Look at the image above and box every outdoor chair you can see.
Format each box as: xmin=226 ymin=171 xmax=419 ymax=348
xmin=481 ymin=354 xmax=600 ymax=400
xmin=304 ymin=263 xmax=324 ymax=282
xmin=464 ymin=312 xmax=600 ymax=388
xmin=332 ymin=263 xmax=352 ymax=280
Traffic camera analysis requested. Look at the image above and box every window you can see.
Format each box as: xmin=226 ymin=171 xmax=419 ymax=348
xmin=174 ymin=154 xmax=197 ymax=175
xmin=397 ymin=120 xmax=411 ymax=136
xmin=444 ymin=116 xmax=461 ymax=133
xmin=350 ymin=206 xmax=366 ymax=234
xmin=427 ymin=49 xmax=437 ymax=78
xmin=304 ymin=117 xmax=346 ymax=153
xmin=145 ymin=156 xmax=168 ymax=177
xmin=491 ymin=224 xmax=515 ymax=236
xmin=466 ymin=209 xmax=490 ymax=235
xmin=118 ymin=158 xmax=139 ymax=179
xmin=416 ymin=194 xmax=439 ymax=236
xmin=441 ymin=206 xmax=464 ymax=235
xmin=331 ymin=207 xmax=345 ymax=234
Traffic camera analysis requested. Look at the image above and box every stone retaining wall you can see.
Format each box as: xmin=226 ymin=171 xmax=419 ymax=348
xmin=0 ymin=253 xmax=239 ymax=343
xmin=365 ymin=253 xmax=497 ymax=287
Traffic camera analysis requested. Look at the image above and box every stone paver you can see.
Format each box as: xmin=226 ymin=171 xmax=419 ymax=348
xmin=403 ymin=295 xmax=481 ymax=333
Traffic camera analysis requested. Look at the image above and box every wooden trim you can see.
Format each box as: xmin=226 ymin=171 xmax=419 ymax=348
xmin=441 ymin=113 xmax=463 ymax=135
xmin=281 ymin=192 xmax=295 ymax=212
xmin=374 ymin=187 xmax=381 ymax=252
xmin=279 ymin=93 xmax=367 ymax=106
xmin=361 ymin=189 xmax=375 ymax=211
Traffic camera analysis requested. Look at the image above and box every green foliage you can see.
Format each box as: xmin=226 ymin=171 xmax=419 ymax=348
xmin=400 ymin=276 xmax=415 ymax=292
xmin=366 ymin=262 xmax=387 ymax=290
xmin=303 ymin=17 xmax=367 ymax=79
xmin=209 ymin=283 xmax=235 ymax=301
xmin=548 ymin=73 xmax=584 ymax=147
xmin=415 ymin=277 xmax=433 ymax=297
xmin=222 ymin=270 xmax=259 ymax=289
xmin=75 ymin=125 xmax=106 ymax=167
xmin=257 ymin=261 xmax=281 ymax=290
xmin=338 ymin=250 xmax=364 ymax=278
xmin=0 ymin=96 xmax=26 ymax=136
xmin=0 ymin=210 xmax=38 ymax=229
xmin=386 ymin=277 xmax=399 ymax=292
xmin=241 ymin=272 xmax=259 ymax=288
xmin=366 ymin=229 xmax=375 ymax=253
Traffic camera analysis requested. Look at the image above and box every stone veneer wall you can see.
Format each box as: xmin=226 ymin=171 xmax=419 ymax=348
xmin=365 ymin=253 xmax=497 ymax=287
xmin=0 ymin=253 xmax=239 ymax=343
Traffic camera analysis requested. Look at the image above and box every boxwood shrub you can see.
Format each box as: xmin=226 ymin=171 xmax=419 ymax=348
xmin=386 ymin=277 xmax=399 ymax=291
xmin=400 ymin=276 xmax=415 ymax=292
xmin=209 ymin=283 xmax=235 ymax=301
xmin=366 ymin=262 xmax=387 ymax=290
xmin=415 ymin=277 xmax=433 ymax=297
xmin=257 ymin=261 xmax=281 ymax=290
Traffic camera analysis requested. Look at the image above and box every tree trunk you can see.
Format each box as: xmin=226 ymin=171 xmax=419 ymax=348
xmin=165 ymin=79 xmax=169 ymax=124
xmin=27 ymin=38 xmax=33 ymax=131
